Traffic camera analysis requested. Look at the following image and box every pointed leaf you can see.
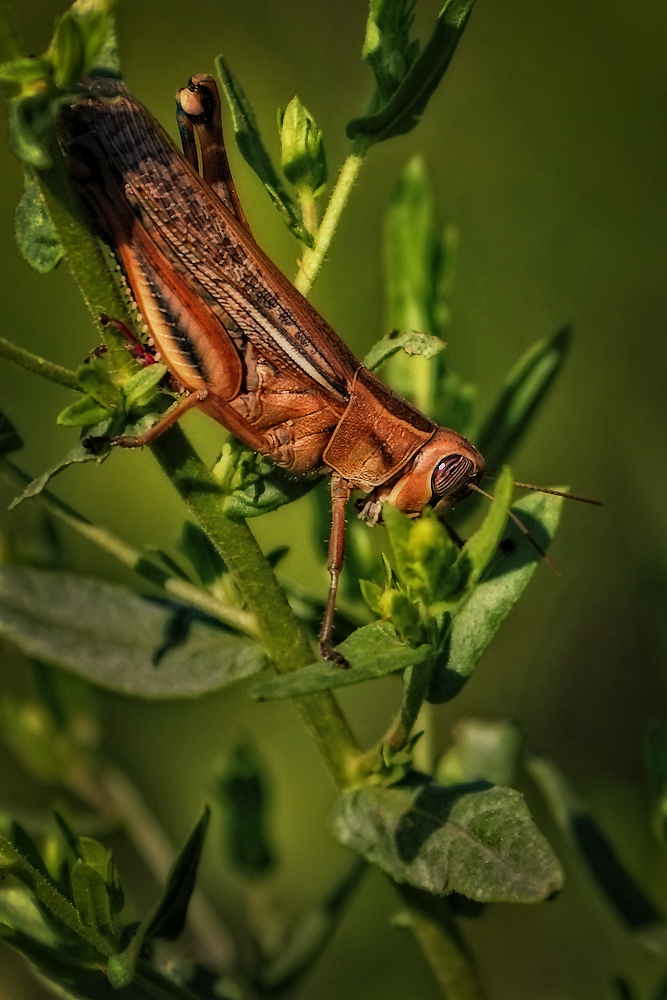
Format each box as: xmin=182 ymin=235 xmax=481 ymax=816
xmin=428 ymin=490 xmax=563 ymax=702
xmin=0 ymin=568 xmax=265 ymax=698
xmin=70 ymin=859 xmax=116 ymax=940
xmin=49 ymin=13 xmax=85 ymax=91
xmin=475 ymin=326 xmax=571 ymax=476
xmin=456 ymin=464 xmax=512 ymax=586
xmin=331 ymin=775 xmax=562 ymax=902
xmin=76 ymin=360 xmax=124 ymax=412
xmin=122 ymin=362 xmax=167 ymax=409
xmin=15 ymin=169 xmax=64 ymax=274
xmin=528 ymin=757 xmax=664 ymax=938
xmin=107 ymin=806 xmax=210 ymax=987
xmin=348 ymin=0 xmax=477 ymax=145
xmin=249 ymin=621 xmax=431 ymax=701
xmin=215 ymin=56 xmax=314 ymax=247
xmin=57 ymin=395 xmax=111 ymax=427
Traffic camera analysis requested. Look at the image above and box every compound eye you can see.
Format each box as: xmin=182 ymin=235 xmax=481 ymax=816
xmin=431 ymin=454 xmax=475 ymax=504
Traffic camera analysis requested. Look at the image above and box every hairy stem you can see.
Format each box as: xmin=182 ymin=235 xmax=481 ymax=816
xmin=0 ymin=457 xmax=258 ymax=637
xmin=396 ymin=886 xmax=488 ymax=1000
xmin=0 ymin=336 xmax=80 ymax=390
xmin=294 ymin=140 xmax=368 ymax=296
xmin=150 ymin=427 xmax=361 ymax=787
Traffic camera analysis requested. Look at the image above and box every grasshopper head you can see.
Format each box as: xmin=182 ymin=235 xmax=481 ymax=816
xmin=358 ymin=428 xmax=484 ymax=523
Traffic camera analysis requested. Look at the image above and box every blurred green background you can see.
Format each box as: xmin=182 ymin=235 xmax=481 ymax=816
xmin=1 ymin=0 xmax=667 ymax=997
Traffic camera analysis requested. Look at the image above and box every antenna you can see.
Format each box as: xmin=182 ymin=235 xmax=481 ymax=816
xmin=484 ymin=477 xmax=602 ymax=506
xmin=470 ymin=483 xmax=560 ymax=575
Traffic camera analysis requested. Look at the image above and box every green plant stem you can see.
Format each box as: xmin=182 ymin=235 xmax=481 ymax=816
xmin=396 ymin=887 xmax=488 ymax=1000
xmin=0 ymin=457 xmax=258 ymax=637
xmin=150 ymin=427 xmax=361 ymax=787
xmin=0 ymin=336 xmax=80 ymax=390
xmin=294 ymin=140 xmax=368 ymax=296
xmin=298 ymin=187 xmax=319 ymax=240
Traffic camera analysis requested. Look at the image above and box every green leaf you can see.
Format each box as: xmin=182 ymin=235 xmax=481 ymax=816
xmin=0 ymin=567 xmax=266 ymax=698
xmin=121 ymin=363 xmax=167 ymax=409
xmin=0 ymin=885 xmax=58 ymax=945
xmin=457 ymin=465 xmax=513 ymax=587
xmin=348 ymin=0 xmax=477 ymax=145
xmin=428 ymin=489 xmax=563 ymax=702
xmin=10 ymin=822 xmax=52 ymax=883
xmin=436 ymin=718 xmax=522 ymax=788
xmin=107 ymin=806 xmax=210 ymax=988
xmin=57 ymin=395 xmax=111 ymax=427
xmin=15 ymin=169 xmax=64 ymax=274
xmin=382 ymin=505 xmax=459 ymax=605
xmin=69 ymin=0 xmax=121 ymax=79
xmin=78 ymin=839 xmax=123 ymax=914
xmin=527 ymin=757 xmax=664 ymax=943
xmin=364 ymin=328 xmax=445 ymax=372
xmin=475 ymin=325 xmax=571 ymax=476
xmin=70 ymin=859 xmax=116 ymax=941
xmin=213 ymin=436 xmax=321 ymax=518
xmin=280 ymin=95 xmax=327 ymax=194
xmin=0 ymin=57 xmax=52 ymax=88
xmin=0 ymin=410 xmax=23 ymax=455
xmin=330 ymin=775 xmax=562 ymax=903
xmin=49 ymin=14 xmax=85 ymax=91
xmin=6 ymin=95 xmax=52 ymax=170
xmin=250 ymin=621 xmax=431 ymax=701
xmin=216 ymin=743 xmax=275 ymax=878
xmin=9 ymin=417 xmax=114 ymax=509
xmin=76 ymin=361 xmax=124 ymax=413
xmin=0 ymin=834 xmax=109 ymax=954
xmin=215 ymin=55 xmax=314 ymax=247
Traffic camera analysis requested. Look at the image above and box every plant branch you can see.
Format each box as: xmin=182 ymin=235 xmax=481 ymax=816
xmin=0 ymin=336 xmax=81 ymax=390
xmin=0 ymin=457 xmax=259 ymax=638
xmin=294 ymin=140 xmax=368 ymax=296
xmin=150 ymin=428 xmax=361 ymax=787
xmin=395 ymin=886 xmax=488 ymax=1000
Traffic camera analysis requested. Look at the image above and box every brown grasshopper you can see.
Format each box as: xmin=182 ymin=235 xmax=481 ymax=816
xmin=60 ymin=74 xmax=487 ymax=666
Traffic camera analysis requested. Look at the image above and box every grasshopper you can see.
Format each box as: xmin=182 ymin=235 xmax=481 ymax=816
xmin=60 ymin=74 xmax=488 ymax=666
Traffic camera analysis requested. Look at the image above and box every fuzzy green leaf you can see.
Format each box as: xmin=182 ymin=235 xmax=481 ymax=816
xmin=216 ymin=55 xmax=314 ymax=247
xmin=15 ymin=169 xmax=64 ymax=273
xmin=75 ymin=360 xmax=124 ymax=412
xmin=107 ymin=806 xmax=210 ymax=988
xmin=49 ymin=14 xmax=85 ymax=91
xmin=249 ymin=621 xmax=431 ymax=701
xmin=475 ymin=325 xmax=571 ymax=476
xmin=428 ymin=489 xmax=563 ymax=702
xmin=331 ymin=775 xmax=562 ymax=903
xmin=364 ymin=328 xmax=445 ymax=372
xmin=6 ymin=96 xmax=52 ymax=169
xmin=214 ymin=436 xmax=320 ymax=518
xmin=70 ymin=859 xmax=116 ymax=941
xmin=348 ymin=0 xmax=477 ymax=145
xmin=69 ymin=0 xmax=121 ymax=79
xmin=0 ymin=568 xmax=265 ymax=698
xmin=280 ymin=95 xmax=327 ymax=193
xmin=0 ymin=410 xmax=23 ymax=455
xmin=121 ymin=362 xmax=167 ymax=409
xmin=57 ymin=395 xmax=111 ymax=427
